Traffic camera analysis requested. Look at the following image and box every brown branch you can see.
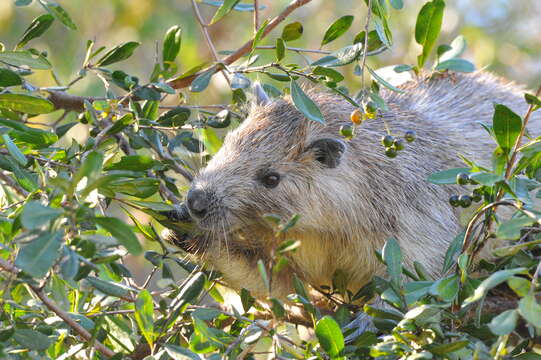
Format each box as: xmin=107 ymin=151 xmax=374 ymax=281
xmin=167 ymin=0 xmax=313 ymax=89
xmin=47 ymin=0 xmax=313 ymax=113
xmin=0 ymin=258 xmax=116 ymax=358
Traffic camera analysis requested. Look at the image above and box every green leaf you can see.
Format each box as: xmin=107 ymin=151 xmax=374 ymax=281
xmin=21 ymin=201 xmax=63 ymax=229
xmin=427 ymin=340 xmax=469 ymax=356
xmin=275 ymin=37 xmax=285 ymax=62
xmin=38 ymin=0 xmax=77 ymax=30
xmin=13 ymin=328 xmax=52 ymax=351
xmin=164 ymin=344 xmax=201 ymax=360
xmin=382 ymin=237 xmax=402 ymax=288
xmin=162 ymin=25 xmax=182 ymax=66
xmin=251 ymin=18 xmax=269 ymax=52
xmin=281 ymin=21 xmax=303 ymax=42
xmin=429 ymin=275 xmax=459 ymax=302
xmin=507 ymin=276 xmax=531 ymax=297
xmin=353 ymin=30 xmax=384 ymax=52
xmin=96 ymin=41 xmax=140 ymax=67
xmin=315 ymin=315 xmax=344 ymax=358
xmin=158 ymin=106 xmax=191 ymax=126
xmin=105 ymin=113 xmax=134 ymax=135
xmin=86 ymin=276 xmax=131 ymax=297
xmin=519 ymin=293 xmax=541 ymax=328
xmin=393 ymin=64 xmax=413 ymax=73
xmin=442 ymin=232 xmax=464 ymax=273
xmin=2 ymin=134 xmax=27 ymax=166
xmin=257 ymin=259 xmax=270 ymax=292
xmin=73 ymin=151 xmax=103 ymax=188
xmin=463 ymin=268 xmax=528 ymax=307
xmin=493 ymin=104 xmax=522 ymax=155
xmin=190 ymin=68 xmax=215 ymax=93
xmin=321 ymin=15 xmax=354 ymax=46
xmin=415 ymin=0 xmax=445 ymax=68
xmin=488 ymin=309 xmax=518 ymax=335
xmin=438 ymin=35 xmax=467 ymax=62
xmin=196 ymin=127 xmax=222 ymax=155
xmin=15 ymin=230 xmax=63 ymax=278
xmin=525 ymin=93 xmax=541 ymax=111
xmin=496 ymin=217 xmax=536 ymax=240
xmin=0 ymin=69 xmax=23 ymax=87
xmin=312 ymin=43 xmax=363 ymax=67
xmin=176 ymin=272 xmax=206 ymax=306
xmin=0 ymin=93 xmax=54 ymax=114
xmin=17 ymin=13 xmax=55 ymax=49
xmin=368 ymin=67 xmax=405 ymax=93
xmin=427 ymin=167 xmax=470 ymax=184
xmin=94 ymin=217 xmax=142 ymax=255
xmin=105 ymin=155 xmax=156 ymax=171
xmin=0 ymin=51 xmax=51 ymax=69
xmin=135 ymin=290 xmax=156 ymax=348
xmin=210 ymin=0 xmax=241 ymax=24
xmin=312 ymin=66 xmax=344 ymax=82
xmin=290 ymin=80 xmax=325 ymax=124
xmin=435 ymin=58 xmax=475 ymax=73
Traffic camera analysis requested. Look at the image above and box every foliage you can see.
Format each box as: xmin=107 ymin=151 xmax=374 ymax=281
xmin=0 ymin=0 xmax=540 ymax=359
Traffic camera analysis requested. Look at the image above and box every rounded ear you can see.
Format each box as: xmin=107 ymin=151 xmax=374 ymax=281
xmin=306 ymin=138 xmax=347 ymax=168
xmin=252 ymin=81 xmax=271 ymax=105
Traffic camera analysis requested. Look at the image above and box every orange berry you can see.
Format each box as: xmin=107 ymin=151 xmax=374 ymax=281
xmin=350 ymin=108 xmax=363 ymax=125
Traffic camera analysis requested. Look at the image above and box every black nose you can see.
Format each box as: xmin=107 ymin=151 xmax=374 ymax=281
xmin=186 ymin=189 xmax=209 ymax=218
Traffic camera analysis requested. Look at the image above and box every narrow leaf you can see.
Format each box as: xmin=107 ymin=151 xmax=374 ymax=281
xmin=17 ymin=13 xmax=55 ymax=48
xmin=321 ymin=15 xmax=354 ymax=46
xmin=97 ymin=42 xmax=141 ymax=67
xmin=94 ymin=217 xmax=142 ymax=255
xmin=290 ymin=80 xmax=325 ymax=124
xmin=0 ymin=93 xmax=54 ymax=114
xmin=210 ymin=0 xmax=241 ymax=24
xmin=493 ymin=104 xmax=522 ymax=155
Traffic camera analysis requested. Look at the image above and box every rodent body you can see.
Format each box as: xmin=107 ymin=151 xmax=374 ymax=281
xmin=170 ymin=71 xmax=537 ymax=300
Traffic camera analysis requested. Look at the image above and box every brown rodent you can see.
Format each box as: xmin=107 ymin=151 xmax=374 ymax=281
xmin=168 ymin=71 xmax=536 ymax=300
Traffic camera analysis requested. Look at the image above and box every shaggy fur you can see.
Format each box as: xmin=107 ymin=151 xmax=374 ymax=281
xmin=172 ymin=71 xmax=538 ymax=299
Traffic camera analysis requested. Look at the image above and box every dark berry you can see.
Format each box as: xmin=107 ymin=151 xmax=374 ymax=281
xmin=381 ymin=135 xmax=394 ymax=147
xmin=385 ymin=147 xmax=397 ymax=158
xmin=449 ymin=195 xmax=460 ymax=207
xmin=393 ymin=138 xmax=405 ymax=151
xmin=456 ymin=173 xmax=470 ymax=185
xmin=459 ymin=195 xmax=472 ymax=208
xmin=404 ymin=130 xmax=416 ymax=142
xmin=472 ymin=188 xmax=483 ymax=202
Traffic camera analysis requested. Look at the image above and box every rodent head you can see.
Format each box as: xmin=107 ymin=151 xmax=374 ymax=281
xmin=180 ymin=88 xmax=357 ymax=256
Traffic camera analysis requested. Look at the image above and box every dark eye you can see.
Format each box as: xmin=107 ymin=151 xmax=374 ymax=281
xmin=261 ymin=172 xmax=281 ymax=188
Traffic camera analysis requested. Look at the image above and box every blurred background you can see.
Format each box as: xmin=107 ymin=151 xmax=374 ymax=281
xmin=2 ymin=0 xmax=541 ymax=103
xmin=2 ymin=0 xmax=541 ymax=285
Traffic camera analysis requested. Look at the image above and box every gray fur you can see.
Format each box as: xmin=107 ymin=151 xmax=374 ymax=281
xmin=175 ymin=71 xmax=539 ymax=300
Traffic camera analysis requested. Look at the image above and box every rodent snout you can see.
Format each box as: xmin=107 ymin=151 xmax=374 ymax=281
xmin=186 ymin=189 xmax=210 ymax=218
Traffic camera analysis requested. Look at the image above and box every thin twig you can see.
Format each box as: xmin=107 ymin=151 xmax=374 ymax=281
xmin=46 ymin=0 xmax=314 ymax=113
xmin=254 ymin=0 xmax=260 ymax=31
xmin=191 ymin=0 xmax=231 ymax=86
xmin=0 ymin=258 xmax=115 ymax=358
xmin=360 ymin=0 xmax=373 ymax=89
xmin=256 ymin=45 xmax=330 ymax=54
xmin=504 ymin=84 xmax=541 ymax=180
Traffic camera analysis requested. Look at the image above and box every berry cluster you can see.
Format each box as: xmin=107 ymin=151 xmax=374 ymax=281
xmin=449 ymin=172 xmax=483 ymax=208
xmin=381 ymin=131 xmax=416 ymax=158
